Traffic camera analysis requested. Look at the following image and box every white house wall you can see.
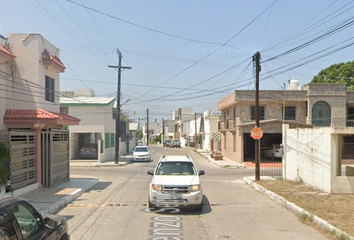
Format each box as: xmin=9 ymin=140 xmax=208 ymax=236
xmin=6 ymin=34 xmax=60 ymax=113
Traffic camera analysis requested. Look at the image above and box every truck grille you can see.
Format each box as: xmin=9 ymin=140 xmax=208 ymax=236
xmin=162 ymin=186 xmax=189 ymax=193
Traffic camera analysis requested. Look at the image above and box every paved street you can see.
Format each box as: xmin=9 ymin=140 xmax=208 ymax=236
xmin=57 ymin=145 xmax=329 ymax=240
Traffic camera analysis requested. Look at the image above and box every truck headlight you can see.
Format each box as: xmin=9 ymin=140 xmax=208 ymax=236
xmin=151 ymin=184 xmax=162 ymax=192
xmin=190 ymin=185 xmax=200 ymax=192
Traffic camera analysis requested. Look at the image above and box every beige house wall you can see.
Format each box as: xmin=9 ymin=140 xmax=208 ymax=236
xmin=217 ymin=84 xmax=352 ymax=164
xmin=6 ymin=33 xmax=61 ymax=113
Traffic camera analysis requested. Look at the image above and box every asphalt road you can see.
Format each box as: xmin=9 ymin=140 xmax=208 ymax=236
xmin=57 ymin=145 xmax=329 ymax=240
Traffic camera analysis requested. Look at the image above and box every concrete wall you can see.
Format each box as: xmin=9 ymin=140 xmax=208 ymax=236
xmin=283 ymin=125 xmax=354 ymax=193
xmin=284 ymin=126 xmax=333 ymax=192
xmin=0 ymin=61 xmax=12 ymax=130
xmin=202 ymin=113 xmax=220 ymax=151
xmin=6 ymin=33 xmax=60 ymax=113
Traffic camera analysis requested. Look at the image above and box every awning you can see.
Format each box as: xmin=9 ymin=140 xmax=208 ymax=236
xmin=4 ymin=108 xmax=80 ymax=126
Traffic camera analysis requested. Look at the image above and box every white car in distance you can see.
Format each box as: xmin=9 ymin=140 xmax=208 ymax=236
xmin=147 ymin=155 xmax=205 ymax=211
xmin=132 ymin=146 xmax=150 ymax=162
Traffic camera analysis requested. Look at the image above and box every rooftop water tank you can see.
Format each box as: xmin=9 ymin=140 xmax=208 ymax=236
xmin=289 ymin=79 xmax=301 ymax=90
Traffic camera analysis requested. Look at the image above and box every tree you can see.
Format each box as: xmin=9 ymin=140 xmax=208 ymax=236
xmin=137 ymin=130 xmax=143 ymax=139
xmin=0 ymin=142 xmax=10 ymax=186
xmin=311 ymin=60 xmax=354 ymax=90
xmin=152 ymin=134 xmax=161 ymax=144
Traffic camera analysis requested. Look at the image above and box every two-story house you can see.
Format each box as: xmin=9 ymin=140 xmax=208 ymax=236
xmin=60 ymin=89 xmax=116 ymax=162
xmin=217 ymin=81 xmax=354 ymax=164
xmin=0 ymin=33 xmax=80 ymax=194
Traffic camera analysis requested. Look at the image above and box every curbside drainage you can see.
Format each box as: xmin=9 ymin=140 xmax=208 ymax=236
xmin=243 ymin=177 xmax=354 ymax=240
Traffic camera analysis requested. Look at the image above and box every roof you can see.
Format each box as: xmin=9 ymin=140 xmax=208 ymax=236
xmin=236 ymin=119 xmax=314 ymax=128
xmin=60 ymin=97 xmax=115 ymax=106
xmin=4 ymin=109 xmax=80 ymax=125
xmin=159 ymin=155 xmax=193 ymax=163
xmin=0 ymin=46 xmax=16 ymax=60
xmin=42 ymin=49 xmax=66 ymax=73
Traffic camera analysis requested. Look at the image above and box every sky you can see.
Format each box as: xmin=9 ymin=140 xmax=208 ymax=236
xmin=1 ymin=0 xmax=354 ymax=122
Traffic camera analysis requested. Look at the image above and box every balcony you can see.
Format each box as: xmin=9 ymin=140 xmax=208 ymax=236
xmin=227 ymin=119 xmax=235 ymax=129
xmin=218 ymin=121 xmax=226 ymax=132
xmin=347 ymin=120 xmax=354 ymax=127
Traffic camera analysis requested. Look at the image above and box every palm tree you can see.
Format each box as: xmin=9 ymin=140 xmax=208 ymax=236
xmin=0 ymin=142 xmax=10 ymax=186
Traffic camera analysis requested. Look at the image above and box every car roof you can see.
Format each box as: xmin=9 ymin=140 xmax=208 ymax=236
xmin=158 ymin=155 xmax=193 ymax=163
xmin=0 ymin=196 xmax=27 ymax=208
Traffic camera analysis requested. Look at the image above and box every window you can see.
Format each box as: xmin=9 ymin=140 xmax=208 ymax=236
xmin=283 ymin=106 xmax=296 ymax=120
xmin=45 ymin=76 xmax=54 ymax=102
xmin=312 ymin=101 xmax=331 ymax=126
xmin=233 ymin=107 xmax=236 ymax=119
xmin=0 ymin=209 xmax=18 ymax=240
xmin=105 ymin=133 xmax=110 ymax=148
xmin=110 ymin=133 xmax=115 ymax=147
xmin=251 ymin=106 xmax=265 ymax=120
xmin=10 ymin=202 xmax=44 ymax=239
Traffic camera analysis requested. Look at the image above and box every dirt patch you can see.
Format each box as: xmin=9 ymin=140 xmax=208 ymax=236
xmin=256 ymin=179 xmax=354 ymax=239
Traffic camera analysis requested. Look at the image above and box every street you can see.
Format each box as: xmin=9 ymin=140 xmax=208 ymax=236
xmin=58 ymin=145 xmax=329 ymax=240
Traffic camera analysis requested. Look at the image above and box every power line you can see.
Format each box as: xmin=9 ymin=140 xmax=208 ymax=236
xmin=34 ymin=0 xmax=110 ymax=66
xmin=63 ymin=0 xmax=248 ymax=50
xmin=54 ymin=0 xmax=115 ymax=63
xmin=264 ymin=0 xmax=354 ymax=52
xmin=132 ymin=0 xmax=279 ymax=102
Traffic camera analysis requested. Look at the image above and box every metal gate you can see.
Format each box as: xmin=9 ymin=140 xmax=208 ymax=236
xmin=260 ymin=147 xmax=283 ymax=176
xmin=41 ymin=129 xmax=69 ymax=187
xmin=0 ymin=131 xmax=36 ymax=190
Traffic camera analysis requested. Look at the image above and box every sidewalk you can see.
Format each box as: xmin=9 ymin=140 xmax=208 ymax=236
xmin=18 ymin=175 xmax=99 ymax=214
xmin=196 ymin=149 xmax=246 ymax=169
xmin=70 ymin=154 xmax=132 ymax=167
xmin=16 ymin=154 xmax=133 ymax=214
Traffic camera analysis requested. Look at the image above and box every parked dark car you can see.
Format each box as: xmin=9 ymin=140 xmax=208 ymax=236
xmin=163 ymin=140 xmax=171 ymax=147
xmin=79 ymin=143 xmax=98 ymax=159
xmin=0 ymin=196 xmax=69 ymax=240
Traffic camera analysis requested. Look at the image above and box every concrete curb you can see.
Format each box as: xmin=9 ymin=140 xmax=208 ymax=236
xmin=196 ymin=150 xmax=246 ymax=169
xmin=243 ymin=177 xmax=354 ymax=240
xmin=40 ymin=178 xmax=99 ymax=214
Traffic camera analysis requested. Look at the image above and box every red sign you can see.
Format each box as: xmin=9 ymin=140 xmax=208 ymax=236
xmin=194 ymin=134 xmax=198 ymax=138
xmin=251 ymin=127 xmax=263 ymax=140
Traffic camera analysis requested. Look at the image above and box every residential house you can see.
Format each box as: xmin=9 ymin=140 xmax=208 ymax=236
xmin=162 ymin=119 xmax=177 ymax=141
xmin=217 ymin=80 xmax=313 ymax=163
xmin=171 ymin=108 xmax=220 ymax=149
xmin=202 ymin=111 xmax=220 ymax=152
xmin=143 ymin=118 xmax=161 ymax=144
xmin=282 ymin=83 xmax=354 ymax=193
xmin=0 ymin=33 xmax=79 ymax=194
xmin=218 ymin=82 xmax=354 ymax=193
xmin=129 ymin=122 xmax=138 ymax=151
xmin=60 ymin=89 xmax=117 ymax=162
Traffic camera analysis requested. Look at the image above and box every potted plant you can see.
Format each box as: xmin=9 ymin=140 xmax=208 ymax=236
xmin=0 ymin=142 xmax=10 ymax=194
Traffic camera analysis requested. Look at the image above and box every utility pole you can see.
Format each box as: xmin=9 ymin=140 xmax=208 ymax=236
xmin=146 ymin=108 xmax=149 ymax=146
xmin=162 ymin=118 xmax=165 ymax=143
xmin=195 ymin=113 xmax=197 ymax=149
xmin=253 ymin=52 xmax=261 ymax=181
xmin=108 ymin=49 xmax=132 ymax=164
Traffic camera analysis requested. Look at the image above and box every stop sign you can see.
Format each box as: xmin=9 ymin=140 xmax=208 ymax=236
xmin=251 ymin=127 xmax=263 ymax=140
